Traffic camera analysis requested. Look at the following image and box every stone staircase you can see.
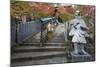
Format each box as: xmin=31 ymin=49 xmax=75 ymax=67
xmin=11 ymin=43 xmax=67 ymax=67
xmin=11 ymin=24 xmax=68 ymax=67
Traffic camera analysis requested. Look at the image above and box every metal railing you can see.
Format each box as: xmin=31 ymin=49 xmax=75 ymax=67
xmin=11 ymin=17 xmax=60 ymax=45
xmin=11 ymin=21 xmax=41 ymax=44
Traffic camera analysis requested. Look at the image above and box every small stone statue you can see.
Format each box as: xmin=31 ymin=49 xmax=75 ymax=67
xmin=47 ymin=22 xmax=54 ymax=32
xmin=69 ymin=10 xmax=89 ymax=55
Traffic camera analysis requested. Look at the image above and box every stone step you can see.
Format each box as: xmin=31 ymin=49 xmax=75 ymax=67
xmin=11 ymin=56 xmax=67 ymax=67
xmin=49 ymin=40 xmax=64 ymax=43
xmin=11 ymin=51 xmax=66 ymax=62
xmin=13 ymin=46 xmax=66 ymax=53
xmin=23 ymin=39 xmax=65 ymax=43
xmin=22 ymin=39 xmax=40 ymax=43
xmin=13 ymin=43 xmax=65 ymax=47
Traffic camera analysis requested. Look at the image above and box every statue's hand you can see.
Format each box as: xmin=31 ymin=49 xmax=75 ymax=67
xmin=80 ymin=26 xmax=88 ymax=31
xmin=74 ymin=26 xmax=77 ymax=29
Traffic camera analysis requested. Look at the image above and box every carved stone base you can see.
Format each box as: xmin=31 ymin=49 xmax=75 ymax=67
xmin=70 ymin=52 xmax=92 ymax=62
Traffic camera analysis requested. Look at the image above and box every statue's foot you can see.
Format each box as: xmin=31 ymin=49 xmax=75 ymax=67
xmin=78 ymin=52 xmax=84 ymax=55
xmin=82 ymin=50 xmax=88 ymax=55
xmin=78 ymin=50 xmax=88 ymax=55
xmin=72 ymin=51 xmax=79 ymax=55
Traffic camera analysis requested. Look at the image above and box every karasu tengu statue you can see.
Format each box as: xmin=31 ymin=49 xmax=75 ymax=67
xmin=69 ymin=10 xmax=89 ymax=55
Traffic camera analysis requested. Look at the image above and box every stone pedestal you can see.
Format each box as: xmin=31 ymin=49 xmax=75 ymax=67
xmin=70 ymin=52 xmax=92 ymax=62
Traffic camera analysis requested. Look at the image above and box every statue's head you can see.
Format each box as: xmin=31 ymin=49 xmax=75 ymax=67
xmin=75 ymin=10 xmax=81 ymax=18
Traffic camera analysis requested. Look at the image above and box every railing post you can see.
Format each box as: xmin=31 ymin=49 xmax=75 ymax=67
xmin=40 ymin=20 xmax=43 ymax=46
xmin=15 ymin=23 xmax=19 ymax=44
xmin=46 ymin=29 xmax=48 ymax=41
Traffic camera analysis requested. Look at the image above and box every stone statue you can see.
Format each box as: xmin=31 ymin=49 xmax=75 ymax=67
xmin=69 ymin=10 xmax=89 ymax=55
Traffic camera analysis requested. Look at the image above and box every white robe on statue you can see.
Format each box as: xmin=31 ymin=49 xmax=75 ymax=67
xmin=69 ymin=16 xmax=89 ymax=43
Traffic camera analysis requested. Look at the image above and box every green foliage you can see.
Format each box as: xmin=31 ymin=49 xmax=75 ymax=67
xmin=83 ymin=15 xmax=94 ymax=33
xmin=65 ymin=39 xmax=72 ymax=51
xmin=60 ymin=14 xmax=68 ymax=22
xmin=11 ymin=1 xmax=33 ymax=24
xmin=85 ymin=46 xmax=95 ymax=57
xmin=89 ymin=26 xmax=94 ymax=33
xmin=60 ymin=13 xmax=73 ymax=22
xmin=66 ymin=40 xmax=72 ymax=46
xmin=83 ymin=15 xmax=90 ymax=23
xmin=11 ymin=1 xmax=31 ymax=15
xmin=36 ymin=12 xmax=50 ymax=19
